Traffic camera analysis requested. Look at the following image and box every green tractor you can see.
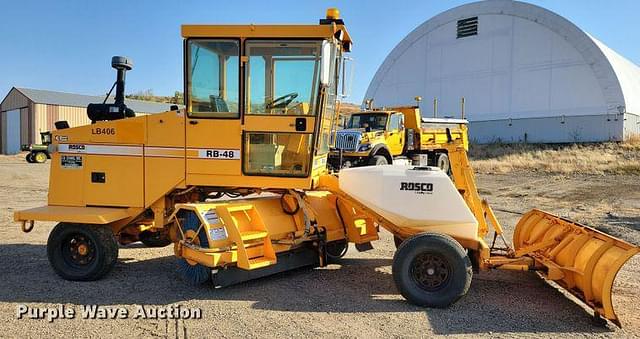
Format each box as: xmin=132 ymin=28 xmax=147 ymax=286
xmin=23 ymin=131 xmax=52 ymax=163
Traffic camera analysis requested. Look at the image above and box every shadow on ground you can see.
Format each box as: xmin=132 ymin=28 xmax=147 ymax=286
xmin=0 ymin=243 xmax=612 ymax=335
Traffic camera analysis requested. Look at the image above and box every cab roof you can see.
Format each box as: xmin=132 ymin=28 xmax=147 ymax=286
xmin=181 ymin=24 xmax=352 ymax=45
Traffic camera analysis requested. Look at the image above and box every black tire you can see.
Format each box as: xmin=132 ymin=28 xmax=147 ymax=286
xmin=368 ymin=155 xmax=389 ymax=166
xmin=139 ymin=230 xmax=172 ymax=247
xmin=392 ymin=233 xmax=472 ymax=308
xmin=34 ymin=151 xmax=47 ymax=163
xmin=436 ymin=153 xmax=450 ymax=174
xmin=393 ymin=235 xmax=404 ymax=249
xmin=47 ymin=223 xmax=118 ymax=281
xmin=326 ymin=239 xmax=348 ymax=262
xmin=26 ymin=152 xmax=35 ymax=163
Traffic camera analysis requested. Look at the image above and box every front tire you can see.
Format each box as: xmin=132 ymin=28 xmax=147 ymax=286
xmin=47 ymin=223 xmax=118 ymax=281
xmin=393 ymin=235 xmax=404 ymax=249
xmin=26 ymin=152 xmax=35 ymax=163
xmin=368 ymin=155 xmax=389 ymax=166
xmin=392 ymin=233 xmax=472 ymax=308
xmin=436 ymin=153 xmax=450 ymax=174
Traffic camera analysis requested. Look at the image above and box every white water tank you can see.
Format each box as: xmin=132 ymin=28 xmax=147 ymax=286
xmin=339 ymin=165 xmax=478 ymax=241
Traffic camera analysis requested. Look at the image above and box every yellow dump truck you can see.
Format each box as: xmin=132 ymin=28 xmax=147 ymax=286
xmin=329 ymin=106 xmax=468 ymax=172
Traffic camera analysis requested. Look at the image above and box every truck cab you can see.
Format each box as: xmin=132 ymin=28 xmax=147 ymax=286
xmin=329 ymin=107 xmax=469 ymax=171
xmin=330 ymin=110 xmax=404 ymax=168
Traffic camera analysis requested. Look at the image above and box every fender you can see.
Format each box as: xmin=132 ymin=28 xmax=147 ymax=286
xmin=369 ymin=143 xmax=393 ymax=164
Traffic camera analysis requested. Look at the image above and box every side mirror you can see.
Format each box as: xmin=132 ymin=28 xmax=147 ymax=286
xmin=340 ymin=56 xmax=354 ymax=98
xmin=320 ymin=41 xmax=332 ymax=87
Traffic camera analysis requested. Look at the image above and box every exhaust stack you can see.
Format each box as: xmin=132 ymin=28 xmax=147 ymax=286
xmin=87 ymin=56 xmax=136 ymax=123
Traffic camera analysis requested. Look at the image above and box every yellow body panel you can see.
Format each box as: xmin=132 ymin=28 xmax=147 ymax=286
xmin=48 ymin=152 xmax=84 ymax=206
xmin=185 ymin=118 xmax=241 ymax=149
xmin=144 ymin=112 xmax=187 ymax=206
xmin=420 ymin=124 xmax=469 ymax=151
xmin=84 ymin=154 xmax=144 ymax=207
xmin=243 ymin=115 xmax=316 ymax=133
xmin=14 ymin=206 xmax=140 ymax=224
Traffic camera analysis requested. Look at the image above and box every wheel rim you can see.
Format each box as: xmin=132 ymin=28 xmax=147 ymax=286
xmin=410 ymin=252 xmax=452 ymax=292
xmin=35 ymin=153 xmax=46 ymax=162
xmin=61 ymin=233 xmax=96 ymax=268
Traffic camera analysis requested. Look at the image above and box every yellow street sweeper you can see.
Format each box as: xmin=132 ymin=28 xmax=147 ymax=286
xmin=14 ymin=8 xmax=638 ymax=328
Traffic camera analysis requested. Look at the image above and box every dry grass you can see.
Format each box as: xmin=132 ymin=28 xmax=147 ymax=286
xmin=339 ymin=102 xmax=361 ymax=114
xmin=470 ymin=140 xmax=640 ymax=174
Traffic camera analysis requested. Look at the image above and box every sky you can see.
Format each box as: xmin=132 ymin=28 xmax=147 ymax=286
xmin=1 ymin=0 xmax=638 ymax=105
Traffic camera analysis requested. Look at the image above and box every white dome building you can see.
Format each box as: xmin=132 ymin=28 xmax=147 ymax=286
xmin=364 ymin=0 xmax=640 ymax=143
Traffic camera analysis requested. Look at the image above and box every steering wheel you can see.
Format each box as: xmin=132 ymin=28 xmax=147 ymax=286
xmin=266 ymin=92 xmax=299 ymax=110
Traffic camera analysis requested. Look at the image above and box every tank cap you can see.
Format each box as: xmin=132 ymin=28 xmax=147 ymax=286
xmin=411 ymin=166 xmax=434 ymax=171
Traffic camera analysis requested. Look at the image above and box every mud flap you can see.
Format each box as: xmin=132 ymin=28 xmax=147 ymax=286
xmin=513 ymin=209 xmax=639 ymax=327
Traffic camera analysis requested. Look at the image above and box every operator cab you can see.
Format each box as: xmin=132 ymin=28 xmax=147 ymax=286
xmin=182 ymin=9 xmax=351 ymax=189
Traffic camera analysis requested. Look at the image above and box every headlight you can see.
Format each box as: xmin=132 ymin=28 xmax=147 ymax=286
xmin=357 ymin=143 xmax=371 ymax=152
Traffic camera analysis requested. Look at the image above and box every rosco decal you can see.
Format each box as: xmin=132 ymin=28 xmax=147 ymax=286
xmin=400 ymin=182 xmax=433 ymax=194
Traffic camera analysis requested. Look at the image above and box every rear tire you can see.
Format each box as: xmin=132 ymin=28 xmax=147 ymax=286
xmin=368 ymin=155 xmax=388 ymax=166
xmin=392 ymin=233 xmax=472 ymax=308
xmin=47 ymin=223 xmax=118 ymax=281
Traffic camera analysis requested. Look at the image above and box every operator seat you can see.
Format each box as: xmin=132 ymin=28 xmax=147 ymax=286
xmin=209 ymin=95 xmax=229 ymax=112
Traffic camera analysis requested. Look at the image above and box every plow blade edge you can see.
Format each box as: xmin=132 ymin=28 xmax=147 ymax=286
xmin=513 ymin=209 xmax=639 ymax=327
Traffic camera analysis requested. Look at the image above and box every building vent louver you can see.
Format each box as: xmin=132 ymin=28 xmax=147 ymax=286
xmin=457 ymin=17 xmax=478 ymax=39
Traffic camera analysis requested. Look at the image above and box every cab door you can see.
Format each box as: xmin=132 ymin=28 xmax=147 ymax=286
xmin=386 ymin=113 xmax=405 ymax=155
xmin=184 ymin=39 xmax=243 ymax=184
xmin=241 ymin=40 xmax=320 ymax=181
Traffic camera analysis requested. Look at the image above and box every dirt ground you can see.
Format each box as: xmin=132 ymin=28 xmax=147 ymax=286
xmin=0 ymin=154 xmax=638 ymax=338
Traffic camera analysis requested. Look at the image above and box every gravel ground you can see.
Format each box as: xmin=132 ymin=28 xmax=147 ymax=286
xmin=0 ymin=155 xmax=638 ymax=338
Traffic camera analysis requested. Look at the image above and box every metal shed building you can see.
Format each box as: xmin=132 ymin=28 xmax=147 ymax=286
xmin=0 ymin=88 xmax=177 ymax=154
xmin=364 ymin=0 xmax=640 ymax=143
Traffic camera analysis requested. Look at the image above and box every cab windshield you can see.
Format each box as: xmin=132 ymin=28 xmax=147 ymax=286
xmin=346 ymin=113 xmax=388 ymax=131
xmin=245 ymin=40 xmax=321 ymax=115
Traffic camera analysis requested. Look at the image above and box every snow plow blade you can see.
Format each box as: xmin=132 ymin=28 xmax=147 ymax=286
xmin=513 ymin=209 xmax=639 ymax=327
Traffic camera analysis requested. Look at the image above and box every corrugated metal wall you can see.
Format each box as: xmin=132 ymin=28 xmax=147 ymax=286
xmin=20 ymin=107 xmax=29 ymax=145
xmin=33 ymin=103 xmax=89 ymax=137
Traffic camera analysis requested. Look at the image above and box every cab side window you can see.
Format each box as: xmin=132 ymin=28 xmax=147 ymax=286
xmin=389 ymin=113 xmax=402 ymax=131
xmin=187 ymin=39 xmax=240 ymax=118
